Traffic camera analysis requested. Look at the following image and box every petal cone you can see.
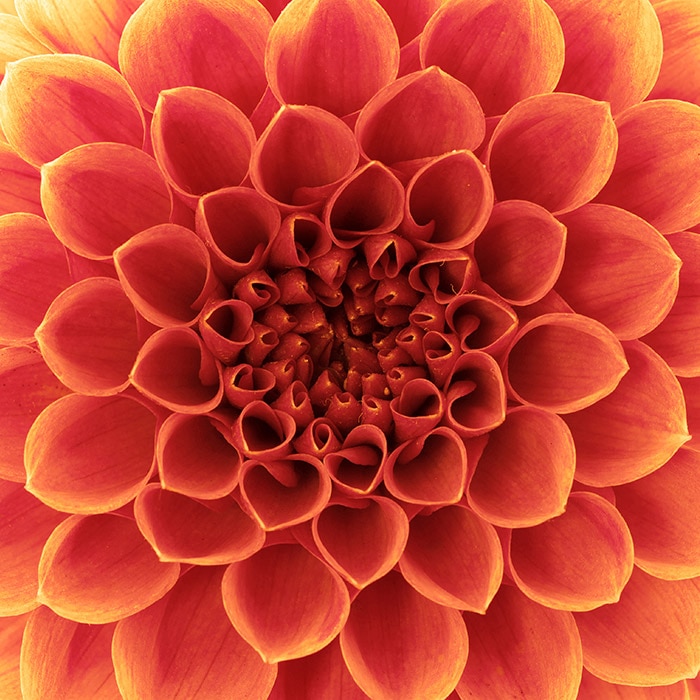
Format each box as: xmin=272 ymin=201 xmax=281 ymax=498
xmin=0 ymin=142 xmax=42 ymax=216
xmin=578 ymin=668 xmax=689 ymax=699
xmin=419 ymin=0 xmax=565 ymax=117
xmin=340 ymin=570 xmax=468 ymax=700
xmin=113 ymin=566 xmax=277 ymax=700
xmin=25 ymin=394 xmax=156 ymax=514
xmin=486 ymin=92 xmax=618 ymax=214
xmin=222 ymin=543 xmax=350 ymax=663
xmin=20 ymin=607 xmax=119 ymax=700
xmin=118 ymin=0 xmax=272 ymax=115
xmin=574 ymin=567 xmax=700 ymax=685
xmin=458 ymin=585 xmax=582 ymax=699
xmin=0 ymin=612 xmax=30 ymax=700
xmin=0 ymin=54 xmax=143 ymax=165
xmin=265 ymin=0 xmax=399 ymax=116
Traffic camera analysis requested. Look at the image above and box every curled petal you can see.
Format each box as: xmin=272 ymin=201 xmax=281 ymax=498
xmin=113 ymin=566 xmax=277 ymax=700
xmin=0 ymin=54 xmax=143 ymax=165
xmin=340 ymin=570 xmax=468 ymax=700
xmin=0 ymin=13 xmax=49 ymax=78
xmin=265 ymin=0 xmax=399 ymax=116
xmin=232 ymin=400 xmax=296 ymax=460
xmin=468 ymin=406 xmax=576 ymax=527
xmin=575 ymin=567 xmax=700 ymax=685
xmin=268 ymin=212 xmax=331 ymax=269
xmin=504 ymin=312 xmax=629 ymax=413
xmin=41 ymin=142 xmax=171 ymax=260
xmin=389 ymin=377 xmax=444 ymax=442
xmin=25 ymin=394 xmax=156 ymax=514
xmin=0 ymin=142 xmax=42 ymax=216
xmin=595 ymin=100 xmax=700 ymax=232
xmin=420 ymin=0 xmax=565 ymax=116
xmin=294 ymin=418 xmax=342 ymax=459
xmin=38 ymin=513 xmax=179 ymax=624
xmin=408 ymin=248 xmax=476 ymax=305
xmin=458 ymin=585 xmax=582 ymax=699
xmin=223 ymin=543 xmax=350 ymax=663
xmin=565 ymin=340 xmax=690 ymax=486
xmin=577 ymin=668 xmax=689 ymax=699
xmin=119 ymin=0 xmax=272 ymax=114
xmin=223 ymin=363 xmax=275 ymax=408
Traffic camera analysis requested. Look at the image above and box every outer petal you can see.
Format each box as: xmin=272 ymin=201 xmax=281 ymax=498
xmin=578 ymin=668 xmax=689 ymax=699
xmin=0 ymin=142 xmax=42 ymax=216
xmin=486 ymin=92 xmax=618 ymax=214
xmin=118 ymin=0 xmax=272 ymax=114
xmin=0 ymin=612 xmax=30 ymax=700
xmin=113 ymin=566 xmax=277 ymax=700
xmin=0 ymin=54 xmax=144 ymax=165
xmin=20 ymin=607 xmax=119 ymax=699
xmin=0 ymin=13 xmax=49 ymax=77
xmin=340 ymin=570 xmax=468 ymax=700
xmin=458 ymin=585 xmax=582 ymax=699
xmin=679 ymin=375 xmax=700 ymax=451
xmin=575 ymin=567 xmax=700 ymax=685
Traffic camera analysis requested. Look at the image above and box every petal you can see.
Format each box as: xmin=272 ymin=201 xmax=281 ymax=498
xmin=200 ymin=299 xmax=256 ymax=364
xmin=575 ymin=567 xmax=700 ymax=685
xmin=565 ymin=340 xmax=690 ymax=486
xmin=38 ymin=513 xmax=180 ymax=624
xmin=340 ymin=570 xmax=469 ymax=700
xmin=388 ymin=377 xmax=444 ymax=442
xmin=118 ymin=0 xmax=272 ymax=114
xmin=577 ymin=668 xmax=689 ymax=699
xmin=0 ymin=612 xmax=30 ymax=700
xmin=0 ymin=142 xmax=42 ymax=216
xmin=679 ymin=375 xmax=700 ymax=451
xmin=222 ymin=543 xmax=350 ymax=663
xmin=232 ymin=400 xmax=296 ymax=460
xmin=509 ymin=492 xmax=634 ymax=611
xmin=265 ymin=0 xmax=399 ymax=116
xmin=595 ymin=99 xmax=700 ymax=233
xmin=41 ymin=142 xmax=171 ymax=260
xmin=25 ymin=394 xmax=156 ymax=514
xmin=486 ymin=92 xmax=618 ymax=214
xmin=0 ymin=54 xmax=144 ymax=165
xmin=458 ymin=585 xmax=582 ymax=700
xmin=408 ymin=248 xmax=477 ymax=305
xmin=113 ymin=566 xmax=277 ymax=700
xmin=0 ymin=212 xmax=71 ymax=344
xmin=468 ymin=406 xmax=576 ymax=527
xmin=20 ymin=607 xmax=119 ymax=700
xmin=420 ymin=0 xmax=564 ymax=116
xmin=376 ymin=0 xmax=442 ymax=45
xmin=0 ymin=13 xmax=49 ymax=77
xmin=548 ymin=0 xmax=663 ymax=113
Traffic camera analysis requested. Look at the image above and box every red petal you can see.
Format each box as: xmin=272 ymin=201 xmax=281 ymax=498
xmin=0 ymin=612 xmax=30 ymax=700
xmin=0 ymin=142 xmax=42 ymax=216
xmin=458 ymin=585 xmax=582 ymax=699
xmin=595 ymin=100 xmax=700 ymax=233
xmin=487 ymin=93 xmax=618 ymax=214
xmin=0 ymin=54 xmax=143 ymax=165
xmin=41 ymin=142 xmax=171 ymax=260
xmin=388 ymin=376 xmax=444 ymax=442
xmin=509 ymin=491 xmax=634 ymax=611
xmin=376 ymin=0 xmax=442 ymax=45
xmin=113 ymin=566 xmax=277 ymax=700
xmin=468 ymin=406 xmax=576 ymax=527
xmin=408 ymin=248 xmax=477 ymax=305
xmin=565 ymin=340 xmax=689 ymax=486
xmin=222 ymin=543 xmax=350 ymax=663
xmin=680 ymin=375 xmax=700 ymax=451
xmin=25 ymin=394 xmax=156 ymax=514
xmin=575 ymin=567 xmax=700 ymax=685
xmin=118 ymin=0 xmax=272 ymax=114
xmin=0 ymin=13 xmax=49 ymax=78
xmin=232 ymin=400 xmax=296 ymax=460
xmin=340 ymin=570 xmax=468 ymax=700
xmin=20 ymin=607 xmax=119 ymax=700
xmin=578 ymin=668 xmax=689 ymax=699
xmin=265 ymin=0 xmax=399 ymax=116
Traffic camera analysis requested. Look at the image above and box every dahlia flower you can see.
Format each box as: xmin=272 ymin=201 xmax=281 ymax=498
xmin=1 ymin=0 xmax=700 ymax=697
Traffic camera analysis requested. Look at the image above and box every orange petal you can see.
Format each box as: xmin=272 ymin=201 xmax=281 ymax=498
xmin=389 ymin=377 xmax=444 ymax=442
xmin=340 ymin=570 xmax=468 ymax=700
xmin=0 ymin=612 xmax=30 ymax=700
xmin=15 ymin=0 xmax=141 ymax=67
xmin=118 ymin=0 xmax=272 ymax=114
xmin=151 ymin=86 xmax=255 ymax=204
xmin=575 ymin=567 xmax=700 ymax=685
xmin=41 ymin=142 xmax=171 ymax=260
xmin=38 ymin=512 xmax=179 ymax=623
xmin=113 ymin=566 xmax=277 ymax=700
xmin=25 ymin=394 xmax=156 ymax=514
xmin=0 ymin=142 xmax=42 ymax=216
xmin=0 ymin=212 xmax=71 ymax=344
xmin=222 ymin=543 xmax=350 ymax=663
xmin=548 ymin=0 xmax=663 ymax=113
xmin=0 ymin=54 xmax=143 ymax=165
xmin=265 ymin=0 xmax=399 ymax=116
xmin=595 ymin=100 xmax=700 ymax=233
xmin=565 ymin=340 xmax=689 ymax=486
xmin=399 ymin=504 xmax=502 ymax=612
xmin=468 ymin=406 xmax=576 ymax=527
xmin=615 ymin=447 xmax=700 ymax=580
xmin=20 ymin=607 xmax=119 ymax=700
xmin=232 ymin=400 xmax=296 ymax=460
xmin=408 ymin=249 xmax=477 ymax=306
xmin=0 ymin=13 xmax=49 ymax=77
xmin=504 ymin=312 xmax=628 ymax=413
xmin=458 ymin=585 xmax=582 ymax=699
xmin=486 ymin=92 xmax=618 ymax=214
xmin=679 ymin=375 xmax=700 ymax=451
xmin=420 ymin=0 xmax=565 ymax=116
xmin=0 ymin=482 xmax=65 ymax=615
xmin=578 ymin=668 xmax=689 ymax=699
xmin=509 ymin=492 xmax=634 ymax=611
xmin=36 ymin=278 xmax=139 ymax=396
